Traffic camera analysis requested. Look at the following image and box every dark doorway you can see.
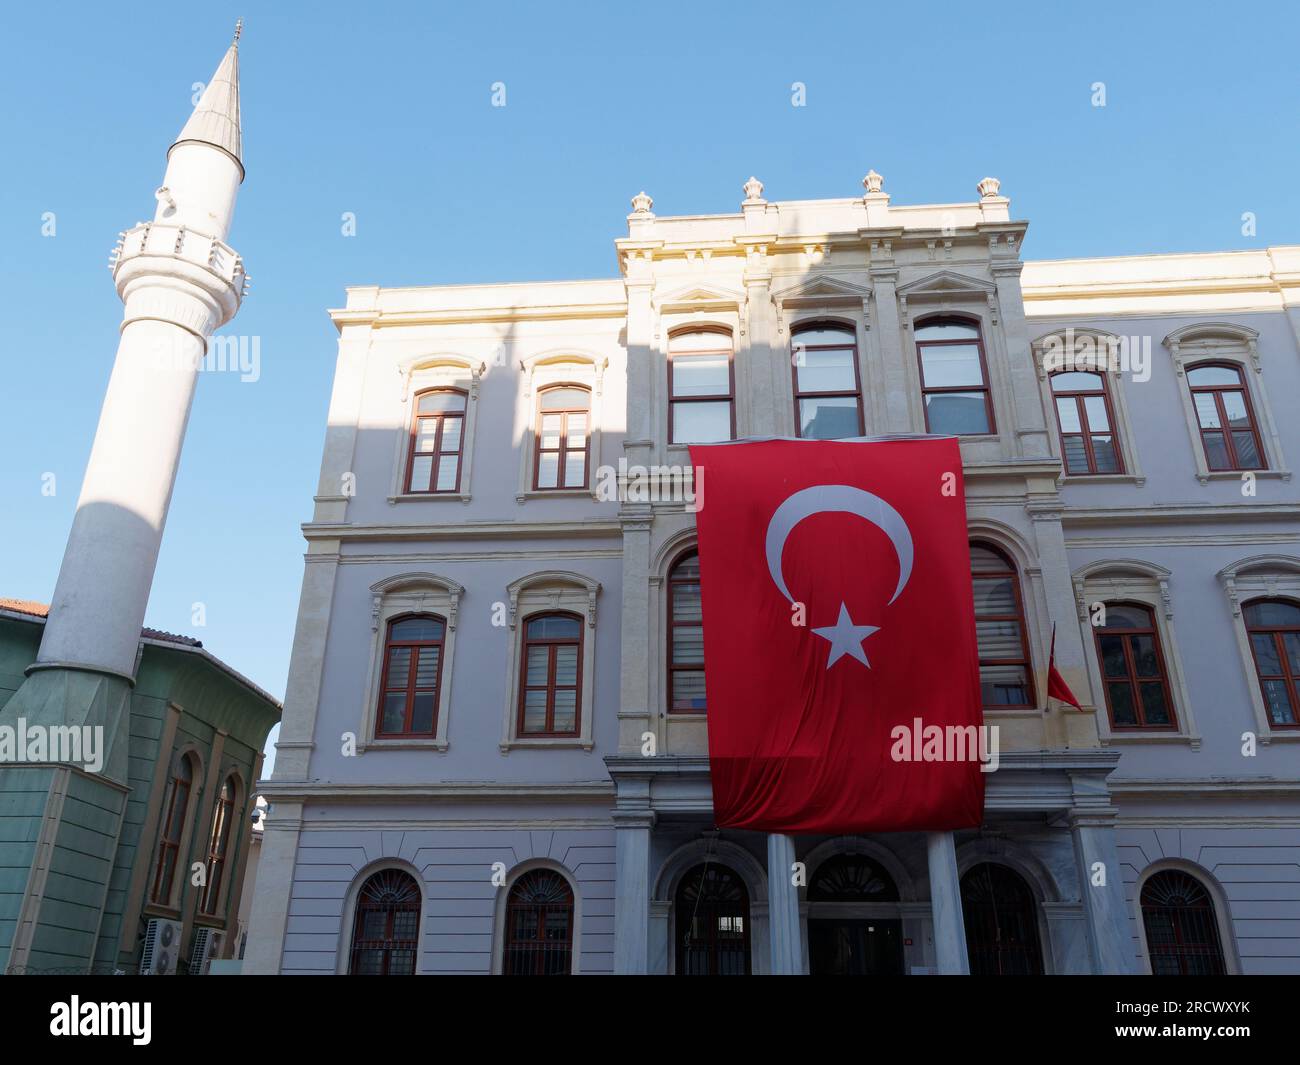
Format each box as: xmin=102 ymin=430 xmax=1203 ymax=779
xmin=674 ymin=863 xmax=751 ymax=975
xmin=809 ymin=918 xmax=904 ymax=975
xmin=960 ymin=862 xmax=1045 ymax=975
xmin=807 ymin=853 xmax=905 ymax=975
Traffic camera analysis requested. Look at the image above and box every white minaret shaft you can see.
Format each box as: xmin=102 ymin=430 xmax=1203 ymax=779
xmin=38 ymin=32 xmax=247 ymax=678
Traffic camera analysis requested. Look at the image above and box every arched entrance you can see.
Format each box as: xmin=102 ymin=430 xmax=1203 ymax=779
xmin=960 ymin=862 xmax=1044 ymax=975
xmin=674 ymin=863 xmax=751 ymax=975
xmin=807 ymin=854 xmax=904 ymax=975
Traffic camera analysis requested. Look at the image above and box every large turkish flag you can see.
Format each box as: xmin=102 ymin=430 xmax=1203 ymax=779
xmin=688 ymin=437 xmax=983 ymax=833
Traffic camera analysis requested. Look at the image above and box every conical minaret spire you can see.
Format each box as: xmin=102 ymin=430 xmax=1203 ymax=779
xmin=171 ymin=21 xmax=243 ymax=176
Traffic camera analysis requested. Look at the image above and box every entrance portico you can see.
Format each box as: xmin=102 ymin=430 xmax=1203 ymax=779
xmin=607 ymin=750 xmax=1135 ymax=975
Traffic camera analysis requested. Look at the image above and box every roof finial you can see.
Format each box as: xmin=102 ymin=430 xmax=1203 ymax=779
xmin=233 ymin=18 xmax=243 ymax=45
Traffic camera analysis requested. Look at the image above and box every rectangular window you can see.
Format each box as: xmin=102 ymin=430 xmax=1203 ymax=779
xmin=916 ymin=319 xmax=994 ymax=435
xmin=669 ymin=330 xmax=734 ymax=444
xmin=518 ymin=614 xmax=583 ymax=736
xmin=407 ymin=390 xmax=467 ymax=493
xmin=792 ymin=325 xmax=864 ymax=439
xmin=534 ymin=387 xmax=591 ymax=490
xmin=1093 ymin=603 xmax=1177 ymax=730
xmin=1187 ymin=364 xmax=1265 ymax=472
xmin=1050 ymin=370 xmax=1123 ymax=475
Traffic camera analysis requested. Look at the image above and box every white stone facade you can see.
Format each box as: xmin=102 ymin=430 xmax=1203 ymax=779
xmin=245 ymin=174 xmax=1300 ymax=975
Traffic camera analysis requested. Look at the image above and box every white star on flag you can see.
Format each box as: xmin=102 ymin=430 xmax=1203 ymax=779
xmin=812 ymin=601 xmax=880 ymax=669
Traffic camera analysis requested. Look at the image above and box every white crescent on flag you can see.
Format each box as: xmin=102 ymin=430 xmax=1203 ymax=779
xmin=763 ymin=484 xmax=915 ymax=669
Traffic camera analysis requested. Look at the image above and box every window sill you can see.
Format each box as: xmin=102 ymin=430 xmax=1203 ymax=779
xmin=499 ymin=738 xmax=594 ymax=752
xmin=1195 ymin=469 xmax=1291 ymax=485
xmin=1261 ymin=729 xmax=1300 ymax=744
xmin=1101 ymin=731 xmax=1201 ymax=750
xmin=387 ymin=492 xmax=471 ymax=504
xmin=1059 ymin=473 xmax=1146 ymax=487
xmin=981 ymin=706 xmax=1048 ymax=718
xmin=141 ymin=904 xmax=183 ymax=921
xmin=515 ymin=489 xmax=592 ymax=503
xmin=361 ymin=738 xmax=449 ymax=752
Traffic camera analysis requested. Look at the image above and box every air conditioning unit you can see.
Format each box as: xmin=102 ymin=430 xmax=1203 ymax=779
xmin=139 ymin=918 xmax=183 ymax=975
xmin=189 ymin=928 xmax=224 ymax=975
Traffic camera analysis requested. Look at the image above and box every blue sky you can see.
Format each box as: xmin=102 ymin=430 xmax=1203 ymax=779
xmin=2 ymin=1 xmax=1297 ymax=758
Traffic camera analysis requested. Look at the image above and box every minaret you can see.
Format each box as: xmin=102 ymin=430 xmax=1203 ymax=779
xmin=0 ymin=28 xmax=247 ymax=972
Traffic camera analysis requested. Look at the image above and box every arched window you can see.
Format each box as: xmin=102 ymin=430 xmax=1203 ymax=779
xmin=348 ymin=869 xmax=421 ymax=975
xmin=199 ymin=775 xmax=238 ymax=915
xmin=668 ymin=550 xmax=705 ymax=713
xmin=970 ymin=542 xmax=1032 ymax=708
xmin=502 ymin=869 xmax=575 ymax=975
xmin=961 ymin=863 xmax=1044 ymax=975
xmin=915 ymin=317 xmax=994 ymax=435
xmin=809 ymin=854 xmax=899 ymax=901
xmin=376 ymin=614 xmax=446 ymax=737
xmin=1244 ymin=598 xmax=1300 ymax=727
xmin=1141 ymin=869 xmax=1227 ymax=975
xmin=518 ymin=612 xmax=582 ymax=736
xmin=668 ymin=329 xmax=734 ymax=443
xmin=406 ymin=387 xmax=467 ymax=493
xmin=1093 ymin=602 xmax=1176 ymax=730
xmin=150 ymin=753 xmax=195 ymax=905
xmin=1050 ymin=370 xmax=1122 ymax=475
xmin=1187 ymin=363 xmax=1265 ymax=471
xmin=675 ymin=863 xmax=750 ymax=975
xmin=791 ymin=322 xmax=863 ymax=439
xmin=534 ymin=385 xmax=591 ymax=490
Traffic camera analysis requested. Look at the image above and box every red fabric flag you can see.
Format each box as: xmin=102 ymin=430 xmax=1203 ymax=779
xmin=689 ymin=437 xmax=984 ymax=833
xmin=1046 ymin=624 xmax=1083 ymax=710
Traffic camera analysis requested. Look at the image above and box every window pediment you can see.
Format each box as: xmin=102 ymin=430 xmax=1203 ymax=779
xmin=897 ymin=271 xmax=998 ymax=328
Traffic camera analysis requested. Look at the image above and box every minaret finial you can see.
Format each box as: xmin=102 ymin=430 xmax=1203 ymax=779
xmin=233 ymin=18 xmax=242 ymax=45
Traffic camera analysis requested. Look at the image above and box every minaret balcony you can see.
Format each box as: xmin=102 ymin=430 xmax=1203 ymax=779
xmin=110 ymin=221 xmax=247 ymax=320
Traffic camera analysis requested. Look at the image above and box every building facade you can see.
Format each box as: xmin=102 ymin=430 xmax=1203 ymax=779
xmin=0 ymin=601 xmax=278 ymax=974
xmin=246 ymin=174 xmax=1300 ymax=975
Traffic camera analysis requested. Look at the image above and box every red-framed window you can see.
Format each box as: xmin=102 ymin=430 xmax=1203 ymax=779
xmin=675 ymin=864 xmax=751 ymax=975
xmin=150 ymin=754 xmax=195 ymax=905
xmin=349 ymin=869 xmax=421 ymax=975
xmin=1187 ymin=363 xmax=1265 ymax=472
xmin=668 ymin=550 xmax=705 ymax=713
xmin=502 ymin=869 xmax=574 ymax=975
xmin=376 ymin=614 xmax=445 ymax=737
xmin=1140 ymin=870 xmax=1227 ymax=976
xmin=1244 ymin=598 xmax=1300 ymax=727
xmin=199 ymin=775 xmax=237 ymax=915
xmin=1050 ymin=370 xmax=1123 ymax=475
xmin=406 ymin=388 xmax=467 ymax=493
xmin=1093 ymin=602 xmax=1177 ymax=730
xmin=668 ymin=328 xmax=735 ymax=444
xmin=518 ymin=612 xmax=582 ymax=736
xmin=791 ymin=322 xmax=864 ymax=439
xmin=970 ymin=542 xmax=1033 ymax=708
xmin=915 ymin=317 xmax=995 ymax=435
xmin=534 ymin=385 xmax=590 ymax=490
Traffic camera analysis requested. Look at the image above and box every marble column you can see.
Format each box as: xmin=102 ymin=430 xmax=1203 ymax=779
xmin=613 ymin=811 xmax=654 ymax=974
xmin=1070 ymin=813 xmax=1136 ymax=974
xmin=926 ymin=831 xmax=970 ymax=974
xmin=767 ymin=833 xmax=804 ymax=974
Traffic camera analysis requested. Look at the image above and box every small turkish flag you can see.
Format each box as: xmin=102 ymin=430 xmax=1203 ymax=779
xmin=1046 ymin=624 xmax=1083 ymax=710
xmin=689 ymin=437 xmax=984 ymax=833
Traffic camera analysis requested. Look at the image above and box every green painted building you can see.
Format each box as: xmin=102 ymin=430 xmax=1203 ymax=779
xmin=0 ymin=600 xmax=279 ymax=974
